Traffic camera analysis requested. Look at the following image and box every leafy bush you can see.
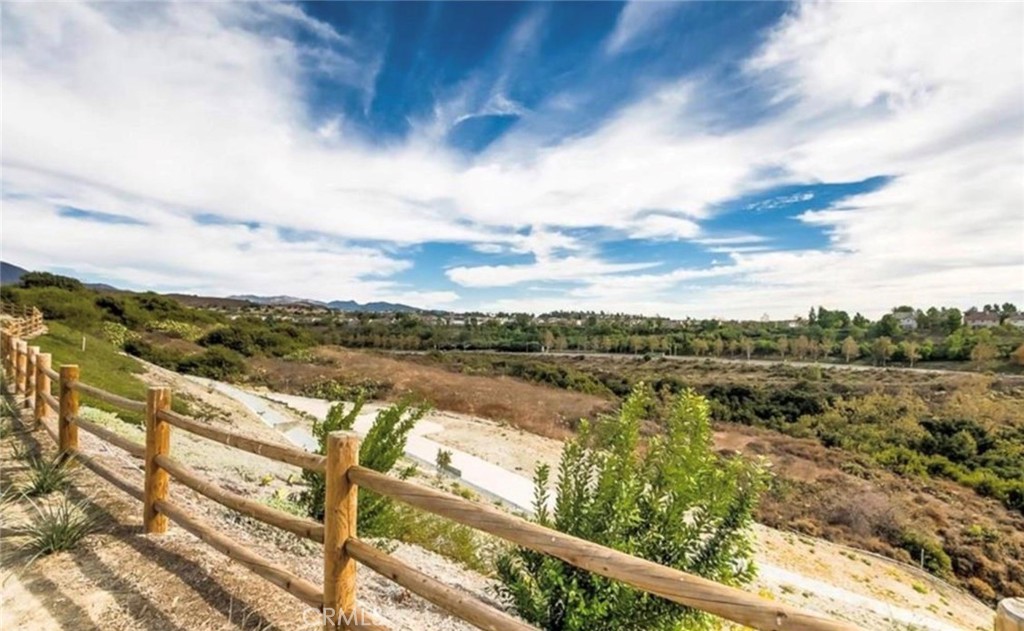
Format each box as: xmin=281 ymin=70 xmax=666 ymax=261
xmin=123 ymin=338 xmax=184 ymax=369
xmin=496 ymin=385 xmax=768 ymax=631
xmin=389 ymin=503 xmax=492 ymax=573
xmin=177 ymin=346 xmax=246 ymax=380
xmin=898 ymin=530 xmax=953 ymax=578
xmin=302 ymin=378 xmax=393 ymax=401
xmin=18 ymin=271 xmax=83 ymax=291
xmin=198 ymin=320 xmax=312 ymax=357
xmin=101 ymin=321 xmax=137 ymax=348
xmin=146 ymin=319 xmax=203 ymax=341
xmin=124 ymin=339 xmax=245 ymax=380
xmin=299 ymin=396 xmax=428 ymax=538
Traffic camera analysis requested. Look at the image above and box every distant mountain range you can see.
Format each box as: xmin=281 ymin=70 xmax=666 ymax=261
xmin=0 ymin=261 xmax=421 ymax=313
xmin=228 ymin=294 xmax=421 ymax=313
xmin=0 ymin=261 xmax=28 ymax=285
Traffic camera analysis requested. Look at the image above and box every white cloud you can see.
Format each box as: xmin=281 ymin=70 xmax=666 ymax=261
xmin=446 ymin=257 xmax=657 ymax=289
xmin=628 ymin=214 xmax=701 ymax=240
xmin=471 ymin=243 xmax=507 ymax=255
xmin=745 ymin=192 xmax=814 ymax=212
xmin=1 ymin=2 xmax=1021 ymax=316
xmin=694 ymin=235 xmax=768 ymax=246
xmin=605 ymin=2 xmax=680 ymax=55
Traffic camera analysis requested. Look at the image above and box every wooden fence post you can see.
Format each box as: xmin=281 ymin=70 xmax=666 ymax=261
xmin=16 ymin=340 xmax=27 ymax=397
xmin=324 ymin=431 xmax=360 ymax=629
xmin=997 ymin=598 xmax=1024 ymax=631
xmin=144 ymin=387 xmax=172 ymax=534
xmin=35 ymin=353 xmax=52 ymax=423
xmin=58 ymin=365 xmax=80 ymax=457
xmin=0 ymin=332 xmax=9 ymax=379
xmin=25 ymin=346 xmax=39 ymax=409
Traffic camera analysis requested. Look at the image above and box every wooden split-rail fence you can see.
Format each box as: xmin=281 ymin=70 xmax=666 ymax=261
xmin=2 ymin=312 xmax=936 ymax=631
xmin=0 ymin=304 xmax=44 ymax=338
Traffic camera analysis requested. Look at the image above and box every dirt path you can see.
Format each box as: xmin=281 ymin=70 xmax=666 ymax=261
xmin=0 ymin=385 xmax=500 ymax=631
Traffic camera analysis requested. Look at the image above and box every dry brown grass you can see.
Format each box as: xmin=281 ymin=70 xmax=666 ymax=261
xmin=249 ymin=347 xmax=612 ymax=440
xmin=724 ymin=422 xmax=1024 ymax=601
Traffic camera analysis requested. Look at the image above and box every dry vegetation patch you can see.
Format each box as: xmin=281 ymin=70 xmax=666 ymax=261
xmin=249 ymin=347 xmax=612 ymax=439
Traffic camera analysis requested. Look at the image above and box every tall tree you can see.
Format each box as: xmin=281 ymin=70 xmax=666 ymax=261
xmin=872 ymin=337 xmax=895 ymax=366
xmin=970 ymin=342 xmax=997 ymax=368
xmin=901 ymin=340 xmax=920 ymax=367
xmin=542 ymin=330 xmax=555 ymax=353
xmin=741 ymin=337 xmax=755 ymax=360
xmin=793 ymin=335 xmax=811 ymax=360
xmin=839 ymin=335 xmax=856 ymax=364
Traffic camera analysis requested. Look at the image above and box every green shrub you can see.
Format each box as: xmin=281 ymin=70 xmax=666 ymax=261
xmin=198 ymin=320 xmax=312 ymax=357
xmin=146 ymin=319 xmax=203 ymax=341
xmin=389 ymin=503 xmax=492 ymax=573
xmin=874 ymin=447 xmax=928 ymax=477
xmin=18 ymin=271 xmax=83 ymax=291
xmin=177 ymin=346 xmax=246 ymax=380
xmin=299 ymin=396 xmax=428 ymax=539
xmin=123 ymin=338 xmax=185 ymax=370
xmin=302 ymin=378 xmax=393 ymax=401
xmin=898 ymin=530 xmax=953 ymax=578
xmin=101 ymin=321 xmax=137 ymax=348
xmin=496 ymin=385 xmax=768 ymax=631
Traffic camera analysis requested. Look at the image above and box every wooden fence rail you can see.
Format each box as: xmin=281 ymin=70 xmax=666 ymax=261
xmin=0 ymin=305 xmax=44 ymax=338
xmin=1 ymin=326 xmax=879 ymax=631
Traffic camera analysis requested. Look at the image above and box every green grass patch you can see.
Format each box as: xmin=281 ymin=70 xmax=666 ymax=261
xmin=35 ymin=322 xmax=187 ymax=424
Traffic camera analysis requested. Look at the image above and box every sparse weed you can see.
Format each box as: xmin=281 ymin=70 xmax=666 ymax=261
xmin=264 ymin=489 xmax=305 ymax=517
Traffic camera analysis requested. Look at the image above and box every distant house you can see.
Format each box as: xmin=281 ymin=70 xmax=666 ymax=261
xmin=1007 ymin=314 xmax=1024 ymax=329
xmin=964 ymin=311 xmax=1001 ymax=328
xmin=893 ymin=310 xmax=918 ymax=331
xmin=785 ymin=317 xmax=805 ymax=329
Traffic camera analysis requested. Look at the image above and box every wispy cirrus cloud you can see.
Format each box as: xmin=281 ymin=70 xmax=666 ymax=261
xmin=1 ymin=1 xmax=1020 ymax=317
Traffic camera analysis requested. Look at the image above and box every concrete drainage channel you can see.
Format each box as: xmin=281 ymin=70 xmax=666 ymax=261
xmin=186 ymin=376 xmax=541 ymax=514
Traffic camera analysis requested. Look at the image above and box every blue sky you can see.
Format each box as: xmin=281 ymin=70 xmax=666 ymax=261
xmin=2 ymin=2 xmax=1022 ymax=318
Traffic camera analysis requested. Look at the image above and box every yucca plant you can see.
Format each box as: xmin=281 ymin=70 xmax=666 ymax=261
xmin=0 ymin=482 xmax=22 ymax=508
xmin=10 ymin=440 xmax=33 ymax=462
xmin=18 ymin=496 xmax=97 ymax=562
xmin=22 ymin=454 xmax=72 ymax=497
